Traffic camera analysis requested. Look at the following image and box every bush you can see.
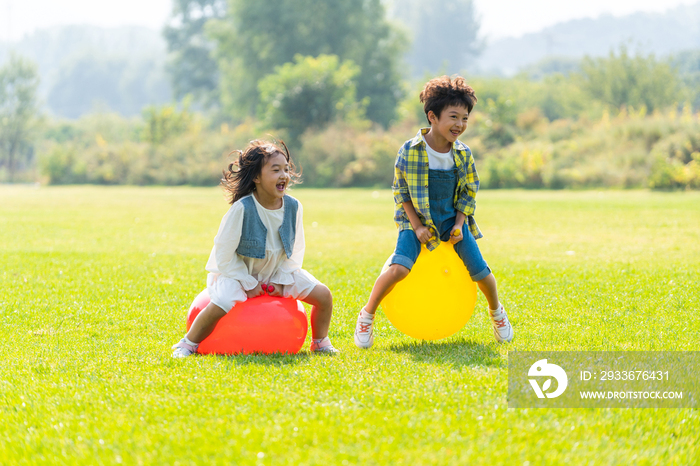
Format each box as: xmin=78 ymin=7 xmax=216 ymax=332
xmin=34 ymin=100 xmax=700 ymax=191
xmin=258 ymin=55 xmax=363 ymax=143
xmin=477 ymin=107 xmax=700 ymax=190
xmin=39 ymin=115 xmax=258 ymax=186
xmin=296 ymin=121 xmax=404 ymax=187
xmin=648 ymin=129 xmax=700 ymax=189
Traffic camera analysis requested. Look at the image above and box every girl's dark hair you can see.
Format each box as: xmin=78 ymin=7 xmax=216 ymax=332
xmin=420 ymin=75 xmax=478 ymax=124
xmin=221 ymin=139 xmax=301 ymax=204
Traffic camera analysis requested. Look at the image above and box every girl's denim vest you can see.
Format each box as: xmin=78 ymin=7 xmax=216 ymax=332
xmin=235 ymin=195 xmax=298 ymax=259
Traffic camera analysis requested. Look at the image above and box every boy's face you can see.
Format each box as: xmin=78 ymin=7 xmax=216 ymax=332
xmin=428 ymin=105 xmax=470 ymax=145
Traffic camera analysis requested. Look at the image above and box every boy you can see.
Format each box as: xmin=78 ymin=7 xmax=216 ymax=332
xmin=354 ymin=75 xmax=513 ymax=348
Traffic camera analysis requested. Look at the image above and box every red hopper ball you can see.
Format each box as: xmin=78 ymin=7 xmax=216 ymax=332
xmin=186 ymin=289 xmax=308 ymax=355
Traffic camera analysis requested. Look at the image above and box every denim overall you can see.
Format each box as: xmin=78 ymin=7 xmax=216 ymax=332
xmin=391 ymin=168 xmax=491 ymax=281
xmin=235 ymin=194 xmax=298 ymax=259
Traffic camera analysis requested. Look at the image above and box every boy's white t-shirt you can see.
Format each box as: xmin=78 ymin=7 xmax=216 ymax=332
xmin=422 ymin=135 xmax=455 ymax=169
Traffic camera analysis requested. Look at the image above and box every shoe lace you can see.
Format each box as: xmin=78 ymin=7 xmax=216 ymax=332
xmin=491 ymin=314 xmax=508 ymax=329
xmin=358 ymin=322 xmax=372 ymax=334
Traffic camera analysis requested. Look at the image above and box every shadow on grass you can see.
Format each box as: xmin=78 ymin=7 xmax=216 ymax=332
xmin=218 ymin=351 xmax=311 ymax=367
xmin=386 ymin=337 xmax=503 ymax=369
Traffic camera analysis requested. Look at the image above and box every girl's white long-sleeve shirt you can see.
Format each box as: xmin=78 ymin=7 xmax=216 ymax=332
xmin=205 ymin=194 xmax=307 ymax=290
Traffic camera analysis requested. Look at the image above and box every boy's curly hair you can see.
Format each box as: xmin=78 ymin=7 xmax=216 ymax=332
xmin=221 ymin=139 xmax=301 ymax=205
xmin=419 ymin=75 xmax=477 ymax=124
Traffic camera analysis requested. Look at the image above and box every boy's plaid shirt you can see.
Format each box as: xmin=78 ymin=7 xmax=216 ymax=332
xmin=392 ymin=128 xmax=483 ymax=251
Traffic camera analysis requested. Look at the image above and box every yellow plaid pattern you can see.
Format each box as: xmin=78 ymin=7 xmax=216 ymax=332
xmin=393 ymin=128 xmax=483 ymax=251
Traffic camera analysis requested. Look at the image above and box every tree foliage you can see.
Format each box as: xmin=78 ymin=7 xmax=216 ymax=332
xmin=670 ymin=50 xmax=700 ymax=110
xmin=163 ymin=0 xmax=226 ymax=107
xmin=210 ymin=0 xmax=405 ymax=126
xmin=580 ymin=47 xmax=680 ymax=112
xmin=0 ymin=55 xmax=41 ymax=181
xmin=258 ymin=55 xmax=361 ymax=141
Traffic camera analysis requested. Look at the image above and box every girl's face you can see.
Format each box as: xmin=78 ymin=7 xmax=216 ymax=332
xmin=254 ymin=151 xmax=291 ymax=202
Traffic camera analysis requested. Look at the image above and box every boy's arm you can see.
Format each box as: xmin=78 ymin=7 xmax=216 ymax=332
xmin=402 ymin=200 xmax=433 ymax=244
xmin=392 ymin=148 xmax=411 ymax=205
xmin=448 ymin=211 xmax=467 ymax=244
xmin=455 ymin=149 xmax=479 ymax=217
xmin=452 ymin=211 xmax=466 ymax=232
xmin=393 ymin=146 xmax=432 ymax=244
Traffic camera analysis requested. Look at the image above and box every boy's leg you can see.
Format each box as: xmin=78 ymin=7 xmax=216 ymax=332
xmin=355 ymin=267 xmax=409 ymax=349
xmin=476 ymin=273 xmax=499 ymax=310
xmin=363 ymin=229 xmax=421 ymax=314
xmin=475 ymin=272 xmax=513 ymax=343
xmin=452 ymin=224 xmax=513 ymax=343
xmin=355 ymin=230 xmax=420 ymax=349
xmin=363 ymin=264 xmax=411 ymax=314
xmin=476 ymin=273 xmax=500 ymax=309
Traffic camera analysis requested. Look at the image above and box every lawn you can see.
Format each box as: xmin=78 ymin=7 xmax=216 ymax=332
xmin=1 ymin=185 xmax=698 ymax=465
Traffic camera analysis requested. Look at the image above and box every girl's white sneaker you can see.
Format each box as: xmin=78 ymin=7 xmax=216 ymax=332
xmin=310 ymin=337 xmax=339 ymax=354
xmin=171 ymin=338 xmax=198 ymax=357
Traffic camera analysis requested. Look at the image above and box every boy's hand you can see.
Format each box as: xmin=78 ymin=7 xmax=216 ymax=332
xmin=266 ymin=283 xmax=283 ymax=297
xmin=449 ymin=227 xmax=463 ymax=245
xmin=415 ymin=226 xmax=434 ymax=244
xmin=246 ymin=282 xmax=265 ymax=298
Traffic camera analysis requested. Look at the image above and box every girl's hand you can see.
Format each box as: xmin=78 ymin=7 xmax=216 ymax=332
xmin=415 ymin=226 xmax=434 ymax=244
xmin=266 ymin=283 xmax=283 ymax=297
xmin=449 ymin=227 xmax=463 ymax=245
xmin=246 ymin=282 xmax=265 ymax=299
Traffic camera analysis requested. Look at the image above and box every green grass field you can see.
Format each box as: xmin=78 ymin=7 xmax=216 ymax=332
xmin=1 ymin=186 xmax=699 ymax=465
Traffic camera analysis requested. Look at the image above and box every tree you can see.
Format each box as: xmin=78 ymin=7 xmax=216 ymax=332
xmin=258 ymin=54 xmax=361 ymax=141
xmin=0 ymin=55 xmax=41 ymax=181
xmin=670 ymin=50 xmax=700 ymax=110
xmin=163 ymin=0 xmax=227 ymax=107
xmin=580 ymin=46 xmax=680 ymax=112
xmin=210 ymin=0 xmax=406 ymax=127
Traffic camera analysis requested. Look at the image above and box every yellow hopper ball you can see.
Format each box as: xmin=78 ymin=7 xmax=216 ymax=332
xmin=380 ymin=241 xmax=477 ymax=340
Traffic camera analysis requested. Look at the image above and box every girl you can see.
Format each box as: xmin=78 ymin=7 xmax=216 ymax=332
xmin=172 ymin=140 xmax=338 ymax=356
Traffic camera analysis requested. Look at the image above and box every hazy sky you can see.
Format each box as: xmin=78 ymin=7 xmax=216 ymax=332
xmin=1 ymin=0 xmax=698 ymax=42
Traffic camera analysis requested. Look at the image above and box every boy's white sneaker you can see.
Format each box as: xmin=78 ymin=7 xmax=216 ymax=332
xmin=172 ymin=338 xmax=198 ymax=357
xmin=489 ymin=305 xmax=514 ymax=343
xmin=354 ymin=309 xmax=375 ymax=349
